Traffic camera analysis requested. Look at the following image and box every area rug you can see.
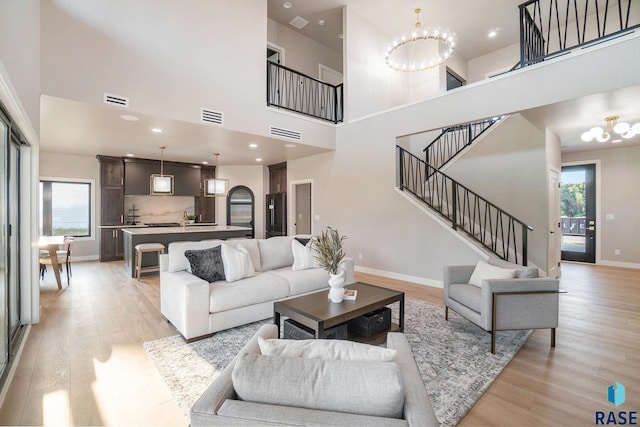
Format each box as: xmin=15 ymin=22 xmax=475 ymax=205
xmin=144 ymin=298 xmax=531 ymax=426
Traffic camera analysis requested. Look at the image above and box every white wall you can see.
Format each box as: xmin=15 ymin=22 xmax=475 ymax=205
xmin=0 ymin=0 xmax=41 ymax=135
xmin=215 ymin=165 xmax=267 ymax=239
xmin=467 ymin=43 xmax=519 ymax=84
xmin=267 ymin=19 xmax=342 ymax=79
xmin=40 ymin=0 xmax=336 ymax=151
xmin=562 ymin=146 xmax=640 ymax=268
xmin=39 ymin=152 xmax=101 ymax=260
xmin=290 ymin=34 xmax=640 ymax=284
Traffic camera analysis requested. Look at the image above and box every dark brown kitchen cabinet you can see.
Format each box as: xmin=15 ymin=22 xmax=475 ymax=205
xmin=195 ymin=167 xmax=216 ymax=223
xmin=124 ymin=158 xmax=201 ymax=196
xmin=100 ymin=228 xmax=124 ymax=262
xmin=97 ymin=156 xmax=125 ymax=261
xmin=269 ymin=162 xmax=287 ymax=193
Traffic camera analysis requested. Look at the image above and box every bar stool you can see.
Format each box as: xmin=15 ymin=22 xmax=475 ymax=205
xmin=134 ymin=243 xmax=165 ymax=279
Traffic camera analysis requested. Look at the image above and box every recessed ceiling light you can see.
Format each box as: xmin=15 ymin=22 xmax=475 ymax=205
xmin=120 ymin=114 xmax=139 ymax=121
xmin=283 ymin=2 xmax=292 ymax=9
xmin=249 ymin=143 xmax=258 ymax=148
xmin=201 ymin=161 xmax=209 ymax=164
xmin=284 ymin=143 xmax=296 ymax=148
xmin=256 ymin=158 xmax=263 ymax=162
xmin=488 ymin=28 xmax=500 ymax=38
xmin=612 ymin=139 xmax=623 ymax=143
xmin=151 ymin=128 xmax=162 ymax=133
xmin=126 ymin=153 xmax=135 ymax=157
xmin=319 ymin=20 xmax=325 ymax=26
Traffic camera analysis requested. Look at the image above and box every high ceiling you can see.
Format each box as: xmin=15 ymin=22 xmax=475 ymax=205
xmin=38 ymin=0 xmax=640 ymax=165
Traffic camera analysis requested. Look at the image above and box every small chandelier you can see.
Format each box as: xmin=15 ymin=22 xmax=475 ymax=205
xmin=385 ymin=8 xmax=456 ymax=72
xmin=581 ymin=116 xmax=640 ymax=143
xmin=150 ymin=145 xmax=174 ymax=195
xmin=205 ymin=153 xmax=229 ymax=197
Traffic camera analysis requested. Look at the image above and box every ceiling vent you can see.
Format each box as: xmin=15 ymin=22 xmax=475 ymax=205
xmin=289 ymin=16 xmax=309 ymax=30
xmin=269 ymin=126 xmax=302 ymax=141
xmin=103 ymin=93 xmax=129 ymax=108
xmin=201 ymin=108 xmax=224 ymax=126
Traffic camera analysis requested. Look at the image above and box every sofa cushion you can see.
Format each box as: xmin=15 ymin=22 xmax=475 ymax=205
xmin=167 ymin=240 xmax=224 ymax=272
xmin=209 ymin=272 xmax=290 ymax=313
xmin=227 ymin=239 xmax=261 ymax=272
xmin=232 ymin=353 xmax=404 ymax=419
xmin=448 ymin=283 xmax=482 ymax=313
xmin=184 ymin=246 xmax=225 ymax=283
xmin=469 ymin=260 xmax=516 ymax=287
xmin=268 ymin=267 xmax=328 ymax=295
xmin=291 ymin=239 xmax=321 ymax=271
xmin=221 ymin=244 xmax=255 ymax=283
xmin=258 ymin=236 xmax=294 ymax=271
xmin=487 ymin=257 xmax=539 ymax=278
xmin=258 ymin=337 xmax=397 ymax=362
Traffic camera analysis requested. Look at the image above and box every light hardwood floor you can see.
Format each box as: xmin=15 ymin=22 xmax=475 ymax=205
xmin=0 ymin=261 xmax=638 ymax=426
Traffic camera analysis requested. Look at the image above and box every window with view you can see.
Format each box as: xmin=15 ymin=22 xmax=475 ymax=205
xmin=40 ymin=180 xmax=92 ymax=237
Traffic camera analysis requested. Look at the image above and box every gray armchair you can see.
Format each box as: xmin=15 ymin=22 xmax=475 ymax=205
xmin=444 ymin=258 xmax=560 ymax=354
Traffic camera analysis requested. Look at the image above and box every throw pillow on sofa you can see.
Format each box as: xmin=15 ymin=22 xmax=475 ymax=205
xmin=184 ymin=246 xmax=226 ymax=283
xmin=221 ymin=243 xmax=255 ymax=282
xmin=291 ymin=239 xmax=321 ymax=271
xmin=468 ymin=260 xmax=516 ymax=287
xmin=258 ymin=337 xmax=397 ymax=362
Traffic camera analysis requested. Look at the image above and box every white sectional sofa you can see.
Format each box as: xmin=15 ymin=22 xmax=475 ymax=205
xmin=160 ymin=235 xmax=355 ymax=341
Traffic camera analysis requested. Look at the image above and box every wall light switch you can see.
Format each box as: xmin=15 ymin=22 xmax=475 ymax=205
xmin=614 ymin=249 xmax=621 ymax=256
xmin=606 ymin=213 xmax=615 ymax=220
xmin=314 ymin=215 xmax=320 ymax=221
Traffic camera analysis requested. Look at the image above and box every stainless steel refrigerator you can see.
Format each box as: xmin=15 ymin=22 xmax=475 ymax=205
xmin=266 ymin=192 xmax=287 ymax=237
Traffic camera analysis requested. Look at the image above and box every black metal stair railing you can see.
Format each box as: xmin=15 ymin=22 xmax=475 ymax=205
xmin=267 ymin=61 xmax=343 ymax=124
xmin=519 ymin=0 xmax=640 ymax=68
xmin=397 ymin=145 xmax=533 ymax=265
xmin=423 ymin=117 xmax=501 ymax=170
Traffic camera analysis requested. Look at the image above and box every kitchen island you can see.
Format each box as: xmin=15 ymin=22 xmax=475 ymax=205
xmin=121 ymin=225 xmax=252 ymax=278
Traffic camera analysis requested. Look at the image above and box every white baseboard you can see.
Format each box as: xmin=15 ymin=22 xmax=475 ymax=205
xmin=355 ymin=265 xmax=443 ymax=289
xmin=72 ymin=255 xmax=100 ymax=262
xmin=0 ymin=325 xmax=31 ymax=408
xmin=598 ymin=260 xmax=640 ymax=270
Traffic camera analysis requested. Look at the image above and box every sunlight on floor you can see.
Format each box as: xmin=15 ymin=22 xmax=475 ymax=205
xmin=43 ymin=389 xmax=70 ymax=426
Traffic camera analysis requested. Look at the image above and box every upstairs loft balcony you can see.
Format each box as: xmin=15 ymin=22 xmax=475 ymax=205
xmin=267 ymin=61 xmax=344 ymax=124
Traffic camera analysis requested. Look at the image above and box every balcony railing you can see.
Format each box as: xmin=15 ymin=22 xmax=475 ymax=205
xmin=267 ymin=61 xmax=343 ymax=124
xmin=519 ymin=0 xmax=640 ymax=68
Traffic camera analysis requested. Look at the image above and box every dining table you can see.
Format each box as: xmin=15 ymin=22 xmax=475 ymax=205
xmin=39 ymin=235 xmax=65 ymax=289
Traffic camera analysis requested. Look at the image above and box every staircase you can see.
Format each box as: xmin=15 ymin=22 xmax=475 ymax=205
xmin=423 ymin=117 xmax=500 ymax=170
xmin=397 ymin=119 xmax=532 ymax=266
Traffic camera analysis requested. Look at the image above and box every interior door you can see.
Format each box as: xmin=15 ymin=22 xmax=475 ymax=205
xmin=561 ymin=164 xmax=596 ymax=263
xmin=294 ymin=183 xmax=311 ymax=235
xmin=548 ymin=169 xmax=561 ymax=278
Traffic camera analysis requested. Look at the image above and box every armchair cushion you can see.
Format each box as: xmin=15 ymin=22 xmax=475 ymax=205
xmin=448 ymin=283 xmax=482 ymax=313
xmin=469 ymin=260 xmax=516 ymax=287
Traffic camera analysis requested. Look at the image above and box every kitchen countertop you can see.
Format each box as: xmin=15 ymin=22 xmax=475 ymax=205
xmin=98 ymin=223 xmax=219 ymax=229
xmin=121 ymin=225 xmax=250 ymax=235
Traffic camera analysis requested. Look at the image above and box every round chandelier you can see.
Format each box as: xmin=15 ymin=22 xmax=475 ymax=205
xmin=385 ymin=8 xmax=456 ymax=72
xmin=581 ymin=116 xmax=640 ymax=143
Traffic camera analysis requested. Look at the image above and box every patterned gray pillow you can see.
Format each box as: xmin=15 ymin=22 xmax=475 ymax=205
xmin=184 ymin=246 xmax=225 ymax=283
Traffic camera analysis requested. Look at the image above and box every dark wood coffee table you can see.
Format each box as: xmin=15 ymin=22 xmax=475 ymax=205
xmin=273 ymin=282 xmax=404 ymax=343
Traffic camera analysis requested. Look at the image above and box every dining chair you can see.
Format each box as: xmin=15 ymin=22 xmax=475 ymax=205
xmin=57 ymin=237 xmax=74 ymax=285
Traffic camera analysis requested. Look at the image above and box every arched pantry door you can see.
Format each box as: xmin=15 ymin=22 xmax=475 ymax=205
xmin=227 ymin=186 xmax=255 ymax=238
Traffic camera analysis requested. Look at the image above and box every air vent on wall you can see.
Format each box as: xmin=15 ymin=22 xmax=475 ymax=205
xmin=103 ymin=93 xmax=129 ymax=108
xmin=201 ymin=108 xmax=224 ymax=126
xmin=289 ymin=16 xmax=309 ymax=30
xmin=269 ymin=126 xmax=302 ymax=141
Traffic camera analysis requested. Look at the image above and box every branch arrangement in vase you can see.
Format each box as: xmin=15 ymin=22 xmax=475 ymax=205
xmin=311 ymin=226 xmax=347 ymax=275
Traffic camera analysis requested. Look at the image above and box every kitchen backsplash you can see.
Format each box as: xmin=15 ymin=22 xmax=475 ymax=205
xmin=124 ymin=195 xmax=195 ymax=225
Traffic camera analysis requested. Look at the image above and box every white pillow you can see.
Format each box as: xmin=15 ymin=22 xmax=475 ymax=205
xmin=221 ymin=243 xmax=255 ymax=282
xmin=258 ymin=337 xmax=397 ymax=362
xmin=291 ymin=239 xmax=321 ymax=271
xmin=469 ymin=260 xmax=516 ymax=287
